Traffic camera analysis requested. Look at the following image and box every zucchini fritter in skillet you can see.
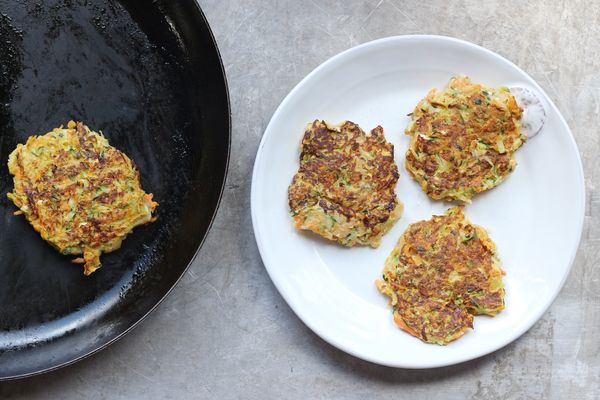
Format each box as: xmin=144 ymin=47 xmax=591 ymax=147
xmin=7 ymin=121 xmax=158 ymax=275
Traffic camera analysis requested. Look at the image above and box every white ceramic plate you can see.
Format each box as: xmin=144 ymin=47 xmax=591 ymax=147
xmin=251 ymin=35 xmax=584 ymax=368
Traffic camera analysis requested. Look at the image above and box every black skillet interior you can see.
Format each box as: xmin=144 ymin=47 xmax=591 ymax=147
xmin=0 ymin=0 xmax=229 ymax=379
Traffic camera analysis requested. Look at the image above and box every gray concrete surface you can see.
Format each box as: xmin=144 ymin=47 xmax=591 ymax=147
xmin=2 ymin=0 xmax=600 ymax=398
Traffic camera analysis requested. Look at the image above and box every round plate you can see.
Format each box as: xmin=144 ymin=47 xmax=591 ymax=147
xmin=251 ymin=35 xmax=584 ymax=368
xmin=0 ymin=0 xmax=229 ymax=379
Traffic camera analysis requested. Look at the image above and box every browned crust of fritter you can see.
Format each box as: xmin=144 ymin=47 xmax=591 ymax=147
xmin=376 ymin=206 xmax=505 ymax=344
xmin=288 ymin=120 xmax=402 ymax=247
xmin=7 ymin=121 xmax=158 ymax=275
xmin=405 ymin=76 xmax=525 ymax=202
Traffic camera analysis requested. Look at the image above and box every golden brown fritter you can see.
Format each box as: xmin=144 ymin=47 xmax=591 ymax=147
xmin=405 ymin=76 xmax=526 ymax=202
xmin=288 ymin=120 xmax=402 ymax=247
xmin=376 ymin=206 xmax=505 ymax=345
xmin=7 ymin=121 xmax=158 ymax=275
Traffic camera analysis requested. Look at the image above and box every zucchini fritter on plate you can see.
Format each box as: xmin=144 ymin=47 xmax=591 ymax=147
xmin=288 ymin=120 xmax=402 ymax=247
xmin=7 ymin=121 xmax=158 ymax=275
xmin=405 ymin=76 xmax=526 ymax=202
xmin=376 ymin=206 xmax=505 ymax=345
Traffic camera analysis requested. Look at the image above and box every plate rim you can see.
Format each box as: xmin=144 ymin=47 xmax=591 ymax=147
xmin=251 ymin=34 xmax=585 ymax=368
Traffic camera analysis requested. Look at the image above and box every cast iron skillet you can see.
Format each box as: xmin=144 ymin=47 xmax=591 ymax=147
xmin=0 ymin=0 xmax=230 ymax=379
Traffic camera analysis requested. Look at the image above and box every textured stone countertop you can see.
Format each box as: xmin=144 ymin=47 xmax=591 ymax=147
xmin=2 ymin=1 xmax=599 ymax=399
